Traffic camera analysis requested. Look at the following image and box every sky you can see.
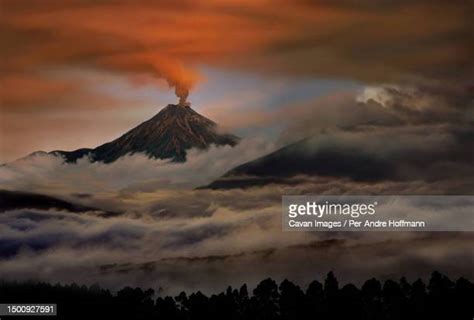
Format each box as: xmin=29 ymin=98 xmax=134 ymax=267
xmin=1 ymin=0 xmax=472 ymax=162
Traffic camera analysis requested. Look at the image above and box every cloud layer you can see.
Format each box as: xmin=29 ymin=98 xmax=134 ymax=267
xmin=1 ymin=184 xmax=473 ymax=294
xmin=2 ymin=0 xmax=471 ymax=93
xmin=1 ymin=116 xmax=473 ymax=294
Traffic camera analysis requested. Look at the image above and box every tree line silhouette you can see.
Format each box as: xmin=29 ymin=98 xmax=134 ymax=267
xmin=0 ymin=271 xmax=472 ymax=319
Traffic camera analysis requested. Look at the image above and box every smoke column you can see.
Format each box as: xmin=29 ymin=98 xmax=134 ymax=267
xmin=175 ymin=84 xmax=189 ymax=106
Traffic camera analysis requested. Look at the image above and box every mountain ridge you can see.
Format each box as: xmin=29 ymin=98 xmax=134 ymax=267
xmin=202 ymin=136 xmax=396 ymax=189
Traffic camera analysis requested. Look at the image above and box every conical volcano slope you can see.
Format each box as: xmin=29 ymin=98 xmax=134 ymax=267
xmin=52 ymin=104 xmax=239 ymax=163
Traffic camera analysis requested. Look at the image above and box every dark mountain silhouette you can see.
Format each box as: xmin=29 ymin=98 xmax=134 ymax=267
xmin=51 ymin=104 xmax=239 ymax=163
xmin=203 ymin=136 xmax=396 ymax=189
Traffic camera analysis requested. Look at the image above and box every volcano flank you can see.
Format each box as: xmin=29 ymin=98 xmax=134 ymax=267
xmin=51 ymin=104 xmax=240 ymax=163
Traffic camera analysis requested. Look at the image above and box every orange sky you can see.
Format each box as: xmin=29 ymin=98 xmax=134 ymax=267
xmin=0 ymin=0 xmax=472 ymax=161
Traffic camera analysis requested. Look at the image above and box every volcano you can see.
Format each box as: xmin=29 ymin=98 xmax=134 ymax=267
xmin=51 ymin=104 xmax=239 ymax=163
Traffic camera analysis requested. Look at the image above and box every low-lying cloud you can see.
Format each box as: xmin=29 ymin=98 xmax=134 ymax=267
xmin=1 ymin=194 xmax=473 ymax=294
xmin=0 ymin=136 xmax=276 ymax=196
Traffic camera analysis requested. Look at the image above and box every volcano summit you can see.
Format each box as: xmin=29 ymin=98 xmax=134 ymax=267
xmin=51 ymin=104 xmax=240 ymax=163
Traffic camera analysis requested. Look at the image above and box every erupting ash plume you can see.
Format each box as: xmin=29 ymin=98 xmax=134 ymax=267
xmin=100 ymin=53 xmax=197 ymax=107
xmin=158 ymin=58 xmax=196 ymax=107
xmin=175 ymin=84 xmax=189 ymax=106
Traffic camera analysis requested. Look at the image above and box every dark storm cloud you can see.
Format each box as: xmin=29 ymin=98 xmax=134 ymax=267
xmin=281 ymin=84 xmax=473 ymax=139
